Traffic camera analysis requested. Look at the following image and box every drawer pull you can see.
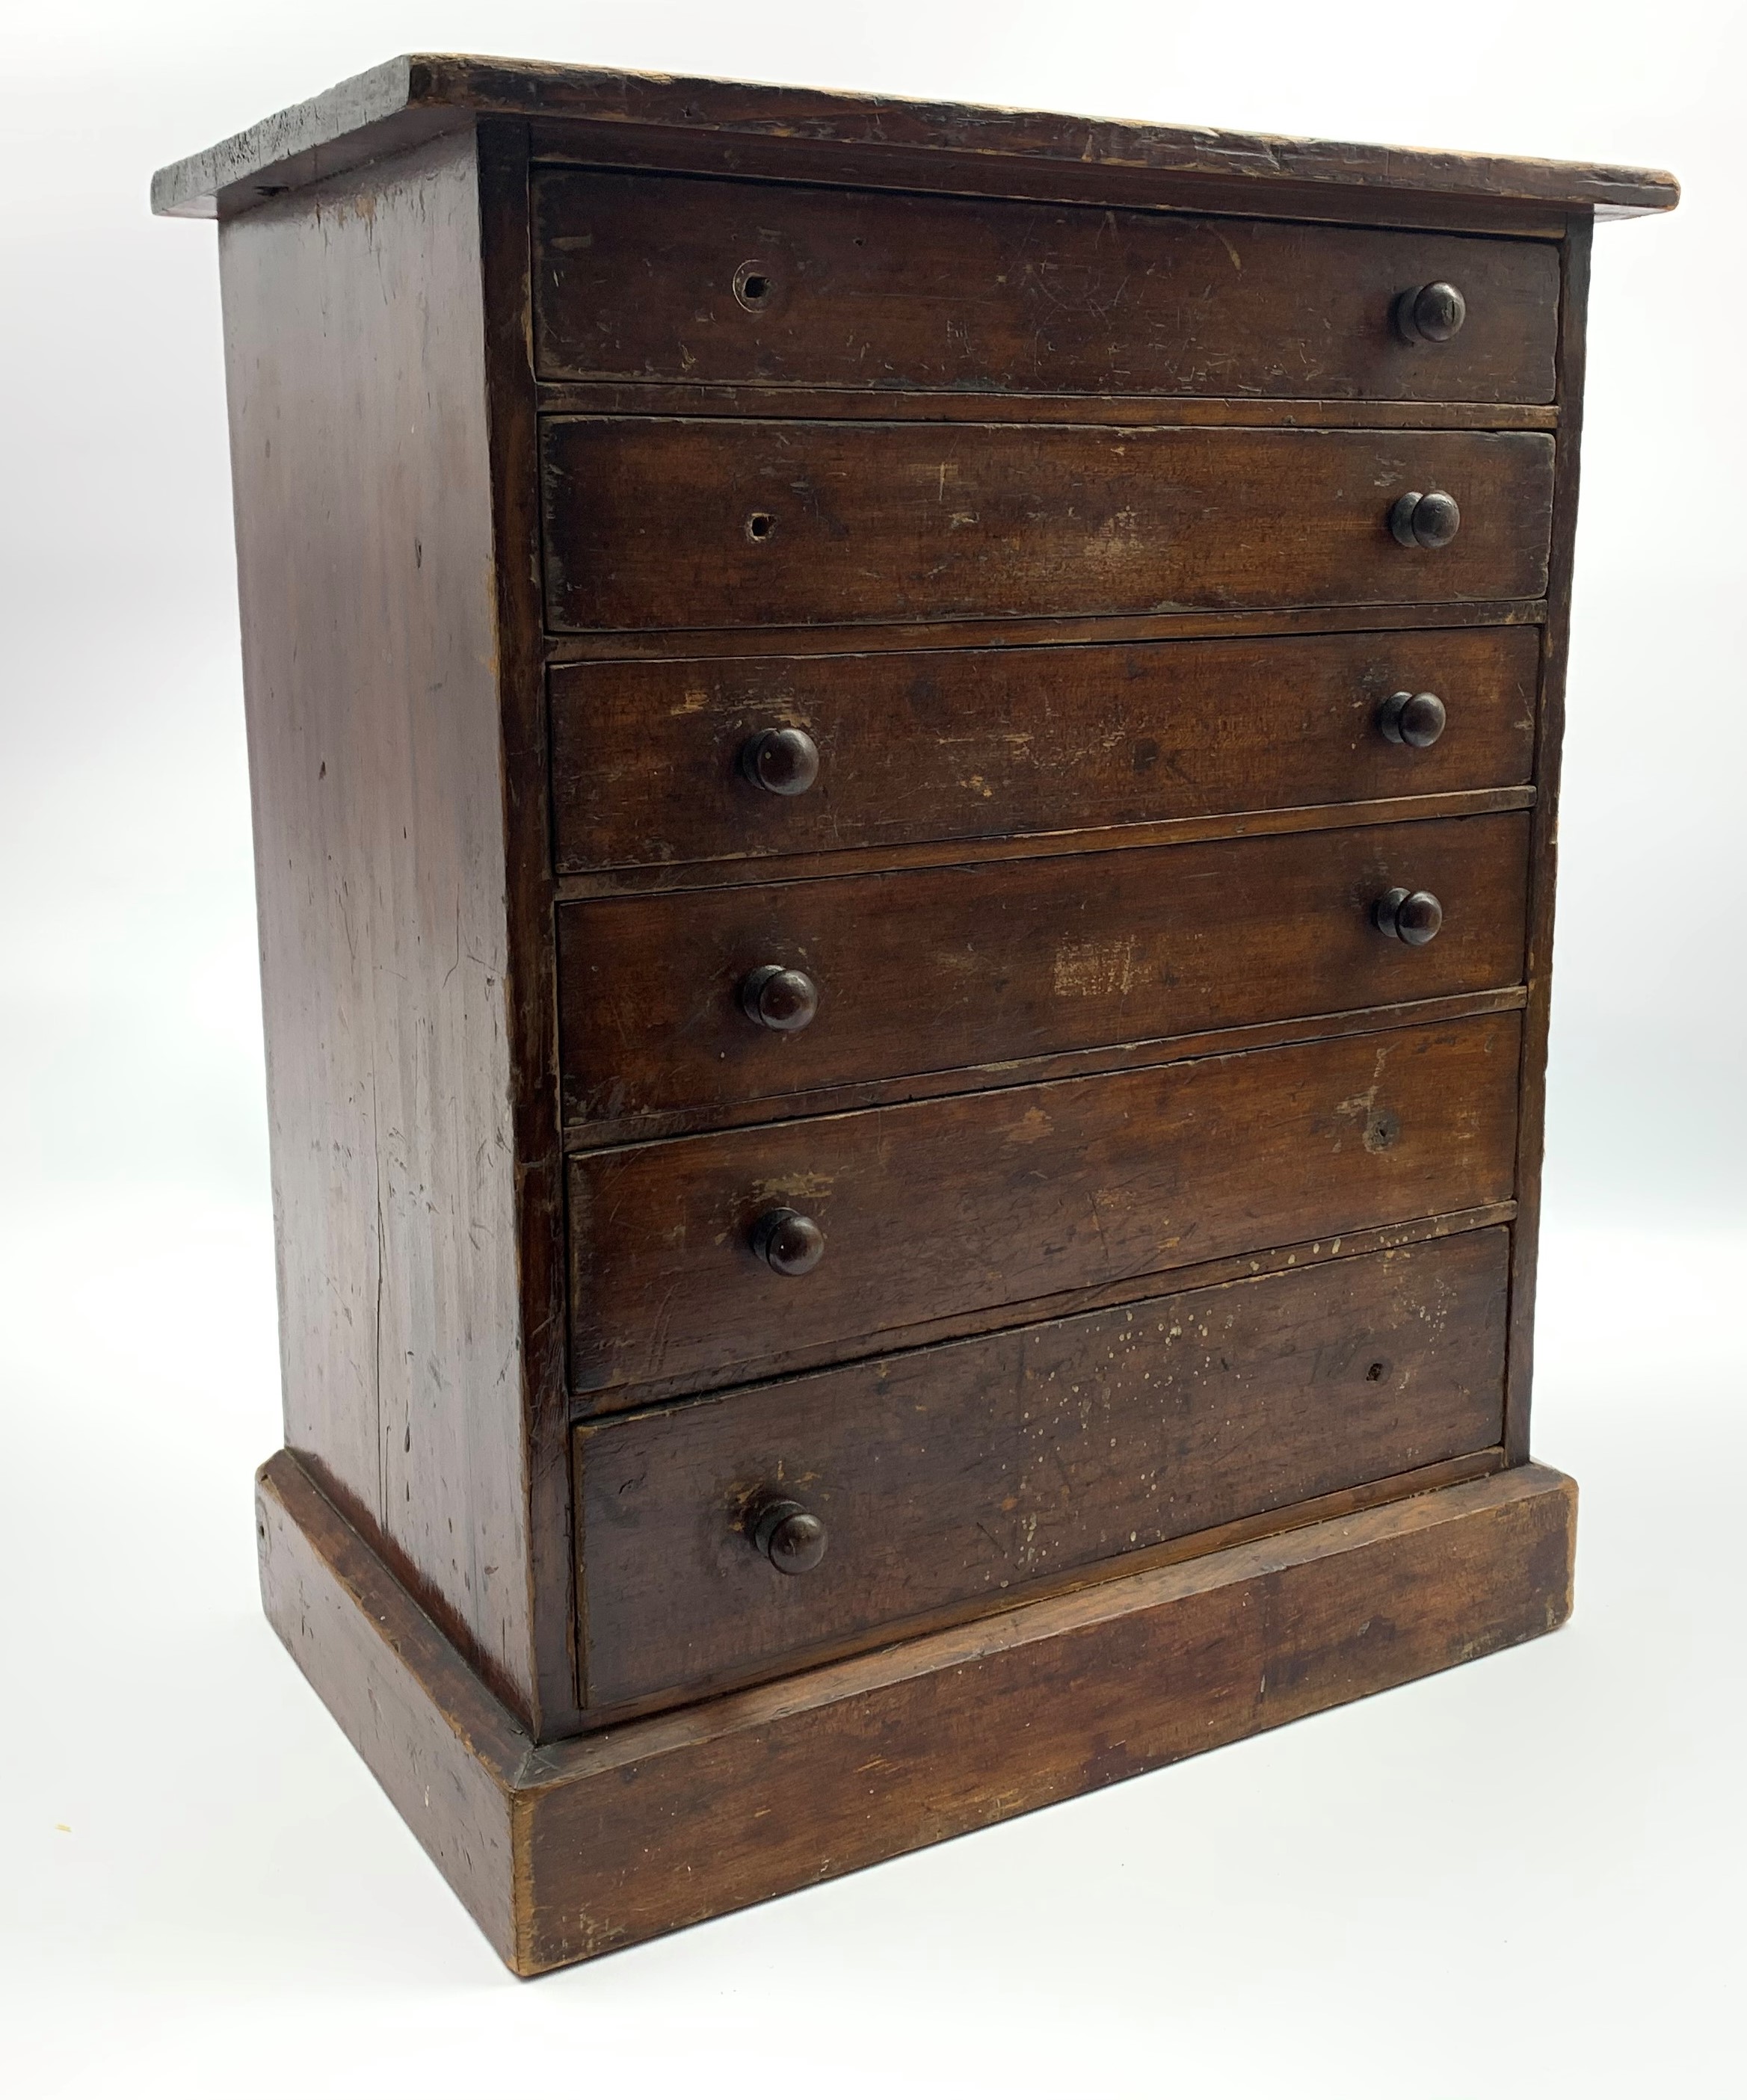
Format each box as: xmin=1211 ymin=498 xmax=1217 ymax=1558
xmin=751 ymin=1207 xmax=826 ymax=1276
xmin=1373 ymin=886 xmax=1444 ymax=946
xmin=1393 ymin=280 xmax=1468 ymax=344
xmin=739 ymin=726 xmax=820 ymax=797
xmin=1378 ymin=690 xmax=1448 ymax=748
xmin=747 ymin=1493 xmax=829 ymax=1575
xmin=1390 ymin=489 xmax=1461 ymax=550
xmin=740 ymin=964 xmax=819 ymax=1034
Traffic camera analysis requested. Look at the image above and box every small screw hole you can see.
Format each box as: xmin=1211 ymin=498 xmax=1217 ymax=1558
xmin=746 ymin=511 xmax=776 ymax=543
xmin=1366 ymin=1362 xmax=1388 ymax=1382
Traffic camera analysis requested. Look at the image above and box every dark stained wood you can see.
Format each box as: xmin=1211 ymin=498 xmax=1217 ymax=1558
xmin=561 ymin=986 xmax=1527 ymax=1155
xmin=257 ymin=1444 xmax=1578 ymax=1974
xmin=219 ymin=132 xmax=537 ymax=1718
xmin=532 ymin=170 xmax=1560 ymax=402
xmin=167 ymin=66 xmax=1660 ymax=1969
xmin=539 ymin=381 xmax=1562 ymax=430
xmin=576 ymin=1229 xmax=1510 ymax=1706
xmin=475 ymin=120 xmax=582 ymax=1738
xmin=549 ymin=625 xmax=1541 ymax=877
xmin=1506 ymin=214 xmax=1593 ymax=1465
xmin=152 ymin=53 xmax=1678 ymax=224
xmin=556 ymin=812 xmax=1530 ymax=1128
xmin=540 ymin=419 xmax=1556 ymax=632
xmin=566 ymin=1011 xmax=1523 ymax=1400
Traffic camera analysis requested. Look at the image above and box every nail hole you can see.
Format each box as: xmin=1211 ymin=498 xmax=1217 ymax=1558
xmin=1366 ymin=1361 xmax=1389 ymax=1383
xmin=746 ymin=511 xmax=777 ymax=543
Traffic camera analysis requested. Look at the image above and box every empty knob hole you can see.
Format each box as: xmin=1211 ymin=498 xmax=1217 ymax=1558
xmin=733 ymin=262 xmax=776 ymax=311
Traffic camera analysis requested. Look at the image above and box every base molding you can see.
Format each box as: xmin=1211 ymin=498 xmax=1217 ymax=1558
xmin=256 ymin=1449 xmax=1576 ymax=1975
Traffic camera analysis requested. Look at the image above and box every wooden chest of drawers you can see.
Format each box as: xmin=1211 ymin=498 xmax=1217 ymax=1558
xmin=154 ymin=55 xmax=1677 ymax=1974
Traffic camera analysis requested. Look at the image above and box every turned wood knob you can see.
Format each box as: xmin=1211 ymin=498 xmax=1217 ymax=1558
xmin=1373 ymin=886 xmax=1444 ymax=946
xmin=1390 ymin=490 xmax=1461 ymax=550
xmin=1378 ymin=690 xmax=1448 ymax=748
xmin=740 ymin=964 xmax=819 ymax=1033
xmin=1394 ymin=280 xmax=1467 ymax=344
xmin=747 ymin=1493 xmax=828 ymax=1575
xmin=740 ymin=726 xmax=819 ymax=796
xmin=751 ymin=1207 xmax=825 ymax=1275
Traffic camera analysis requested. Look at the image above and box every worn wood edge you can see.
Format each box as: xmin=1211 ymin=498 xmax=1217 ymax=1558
xmin=561 ymin=984 xmax=1532 ymax=1155
xmin=522 ymin=1460 xmax=1577 ymax=1967
xmin=151 ymin=52 xmax=1677 ymax=221
xmin=1505 ymin=215 xmax=1592 ymax=1465
xmin=570 ymin=1446 xmax=1508 ymax=1728
xmin=554 ymin=786 xmax=1538 ymax=898
xmin=571 ymin=1202 xmax=1519 ymax=1415
xmin=255 ymin=1451 xmax=531 ymax=1968
xmin=257 ymin=1442 xmax=1574 ymax=1974
xmin=475 ymin=119 xmax=583 ymax=1740
xmin=534 ymin=383 xmax=1562 ymax=431
xmin=542 ymin=597 xmax=1547 ymax=664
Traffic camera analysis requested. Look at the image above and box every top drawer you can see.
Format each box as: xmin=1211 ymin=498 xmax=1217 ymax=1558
xmin=532 ymin=170 xmax=1560 ymax=403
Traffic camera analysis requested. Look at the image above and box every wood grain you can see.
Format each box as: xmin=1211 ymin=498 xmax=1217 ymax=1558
xmin=549 ymin=624 xmax=1540 ymax=877
xmin=576 ymin=1229 xmax=1510 ymax=1705
xmin=557 ymin=812 xmax=1531 ymax=1128
xmin=532 ymin=169 xmax=1559 ymax=401
xmin=221 ymin=133 xmax=535 ymax=1715
xmin=537 ymin=381 xmax=1562 ymax=430
xmin=256 ymin=1445 xmax=1577 ymax=1974
xmin=152 ymin=52 xmax=1678 ymax=223
xmin=541 ymin=419 xmax=1556 ymax=632
xmin=566 ymin=1010 xmax=1523 ymax=1400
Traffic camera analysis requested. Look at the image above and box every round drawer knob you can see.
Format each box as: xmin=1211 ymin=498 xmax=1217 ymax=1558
xmin=1394 ymin=280 xmax=1468 ymax=344
xmin=740 ymin=726 xmax=820 ymax=797
xmin=1373 ymin=886 xmax=1445 ymax=946
xmin=751 ymin=1207 xmax=825 ymax=1276
xmin=1390 ymin=490 xmax=1461 ymax=550
xmin=740 ymin=964 xmax=819 ymax=1034
xmin=1378 ymin=690 xmax=1448 ymax=748
xmin=748 ymin=1493 xmax=828 ymax=1575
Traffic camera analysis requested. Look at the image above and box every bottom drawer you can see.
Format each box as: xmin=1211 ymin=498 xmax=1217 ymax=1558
xmin=575 ymin=1227 xmax=1509 ymax=1711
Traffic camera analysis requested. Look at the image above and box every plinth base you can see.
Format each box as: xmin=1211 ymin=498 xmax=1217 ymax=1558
xmin=256 ymin=1451 xmax=1575 ymax=1976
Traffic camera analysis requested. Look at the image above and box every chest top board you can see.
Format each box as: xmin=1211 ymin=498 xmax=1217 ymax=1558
xmin=154 ymin=54 xmax=1677 ymax=1976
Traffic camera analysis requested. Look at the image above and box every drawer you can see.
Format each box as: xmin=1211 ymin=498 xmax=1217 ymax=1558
xmin=549 ymin=625 xmax=1540 ymax=877
xmin=576 ymin=1229 xmax=1510 ymax=1708
xmin=557 ymin=812 xmax=1530 ymax=1128
xmin=541 ymin=420 xmax=1556 ymax=631
xmin=566 ymin=1010 xmax=1520 ymax=1398
xmin=532 ymin=170 xmax=1559 ymax=402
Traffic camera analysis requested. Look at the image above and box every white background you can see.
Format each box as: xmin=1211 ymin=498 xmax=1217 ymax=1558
xmin=3 ymin=2 xmax=1743 ymax=2092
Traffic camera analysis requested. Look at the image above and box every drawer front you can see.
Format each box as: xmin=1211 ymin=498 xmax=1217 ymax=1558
xmin=532 ymin=170 xmax=1559 ymax=402
xmin=558 ymin=812 xmax=1530 ymax=1128
xmin=550 ymin=626 xmax=1540 ymax=876
xmin=566 ymin=1011 xmax=1520 ymax=1398
xmin=542 ymin=420 xmax=1555 ymax=631
xmin=576 ymin=1229 xmax=1510 ymax=1708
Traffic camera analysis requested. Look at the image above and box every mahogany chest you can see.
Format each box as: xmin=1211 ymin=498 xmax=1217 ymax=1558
xmin=153 ymin=56 xmax=1677 ymax=1974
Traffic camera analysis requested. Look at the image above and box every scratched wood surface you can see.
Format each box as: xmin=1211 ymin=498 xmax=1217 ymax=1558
xmin=549 ymin=623 xmax=1539 ymax=876
xmin=576 ymin=1229 xmax=1509 ymax=1705
xmin=541 ymin=419 xmax=1557 ymax=631
xmin=221 ymin=132 xmax=537 ymax=1716
xmin=532 ymin=169 xmax=1560 ymax=400
xmin=152 ymin=52 xmax=1679 ymax=223
xmin=566 ymin=1010 xmax=1521 ymax=1400
xmin=557 ymin=811 xmax=1530 ymax=1128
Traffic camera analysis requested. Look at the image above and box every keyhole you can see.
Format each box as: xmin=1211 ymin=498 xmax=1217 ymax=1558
xmin=745 ymin=511 xmax=777 ymax=543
